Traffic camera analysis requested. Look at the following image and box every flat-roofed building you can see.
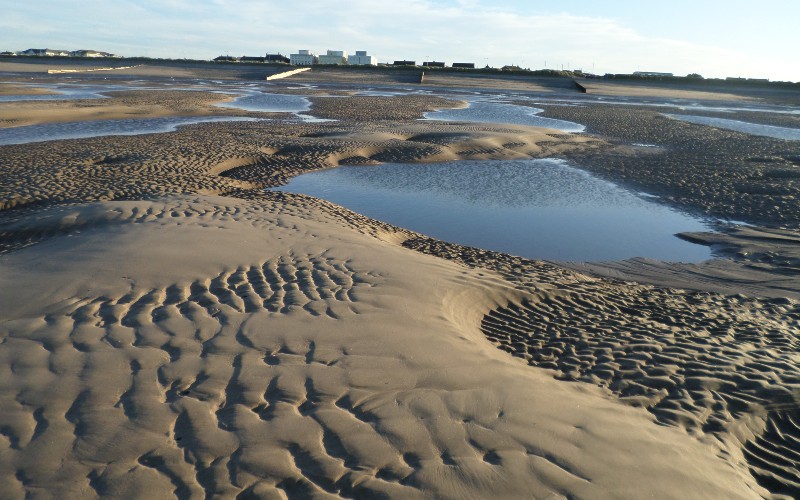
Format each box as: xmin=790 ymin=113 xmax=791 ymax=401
xmin=290 ymin=50 xmax=318 ymax=66
xmin=423 ymin=61 xmax=445 ymax=68
xmin=347 ymin=50 xmax=377 ymax=66
xmin=393 ymin=60 xmax=416 ymax=66
xmin=452 ymin=62 xmax=475 ymax=69
xmin=318 ymin=50 xmax=347 ymax=65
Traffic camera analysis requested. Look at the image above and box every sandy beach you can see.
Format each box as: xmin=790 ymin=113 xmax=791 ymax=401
xmin=1 ymin=60 xmax=799 ymax=498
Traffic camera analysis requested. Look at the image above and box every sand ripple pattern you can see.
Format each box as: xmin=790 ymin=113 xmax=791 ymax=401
xmin=744 ymin=409 xmax=800 ymax=496
xmin=0 ymin=286 xmax=595 ymax=497
xmin=481 ymin=289 xmax=800 ymax=495
xmin=70 ymin=254 xmax=379 ymax=330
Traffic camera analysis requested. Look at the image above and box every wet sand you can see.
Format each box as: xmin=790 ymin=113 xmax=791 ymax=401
xmin=1 ymin=62 xmax=799 ymax=498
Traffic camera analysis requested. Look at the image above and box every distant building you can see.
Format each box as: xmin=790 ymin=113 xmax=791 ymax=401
xmin=240 ymin=56 xmax=266 ymax=63
xmin=44 ymin=49 xmax=71 ymax=57
xmin=423 ymin=61 xmax=445 ymax=68
xmin=452 ymin=62 xmax=475 ymax=69
xmin=393 ymin=60 xmax=416 ymax=66
xmin=70 ymin=50 xmax=116 ymax=58
xmin=213 ymin=55 xmax=239 ymax=62
xmin=17 ymin=48 xmax=115 ymax=57
xmin=266 ymin=53 xmax=290 ymax=64
xmin=290 ymin=50 xmax=317 ymax=66
xmin=17 ymin=48 xmax=47 ymax=56
xmin=318 ymin=50 xmax=347 ymax=65
xmin=633 ymin=71 xmax=673 ymax=77
xmin=0 ymin=51 xmax=16 ymax=57
xmin=347 ymin=50 xmax=377 ymax=66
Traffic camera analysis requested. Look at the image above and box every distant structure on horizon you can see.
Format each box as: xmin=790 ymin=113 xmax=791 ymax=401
xmin=318 ymin=50 xmax=347 ymax=65
xmin=240 ymin=55 xmax=266 ymax=63
xmin=452 ymin=62 xmax=475 ymax=69
xmin=633 ymin=71 xmax=673 ymax=77
xmin=266 ymin=53 xmax=290 ymax=64
xmin=285 ymin=49 xmax=376 ymax=66
xmin=13 ymin=48 xmax=120 ymax=58
xmin=347 ymin=51 xmax=377 ymax=66
xmin=290 ymin=50 xmax=318 ymax=66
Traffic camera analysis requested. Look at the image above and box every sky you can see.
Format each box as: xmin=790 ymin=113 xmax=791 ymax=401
xmin=2 ymin=0 xmax=799 ymax=82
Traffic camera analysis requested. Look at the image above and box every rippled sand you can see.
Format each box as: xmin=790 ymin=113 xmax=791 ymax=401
xmin=1 ymin=62 xmax=799 ymax=498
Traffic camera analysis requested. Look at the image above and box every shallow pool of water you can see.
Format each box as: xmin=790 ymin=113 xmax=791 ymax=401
xmin=217 ymin=92 xmax=332 ymax=122
xmin=274 ymin=159 xmax=714 ymax=262
xmin=217 ymin=92 xmax=310 ymax=113
xmin=0 ymin=116 xmax=260 ymax=145
xmin=424 ymin=101 xmax=585 ymax=132
xmin=665 ymin=114 xmax=800 ymax=140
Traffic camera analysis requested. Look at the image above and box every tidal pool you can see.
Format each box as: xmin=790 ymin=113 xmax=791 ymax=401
xmin=0 ymin=116 xmax=260 ymax=145
xmin=216 ymin=92 xmax=330 ymax=122
xmin=665 ymin=114 xmax=800 ymax=140
xmin=424 ymin=101 xmax=585 ymax=132
xmin=274 ymin=159 xmax=714 ymax=262
xmin=217 ymin=92 xmax=311 ymax=113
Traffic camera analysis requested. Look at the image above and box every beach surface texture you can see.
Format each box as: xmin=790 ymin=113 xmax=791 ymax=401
xmin=1 ymin=61 xmax=799 ymax=498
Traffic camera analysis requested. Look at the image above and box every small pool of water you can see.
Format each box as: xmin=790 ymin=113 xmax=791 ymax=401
xmin=274 ymin=159 xmax=714 ymax=262
xmin=424 ymin=101 xmax=585 ymax=132
xmin=0 ymin=116 xmax=260 ymax=145
xmin=216 ymin=92 xmax=331 ymax=122
xmin=665 ymin=114 xmax=800 ymax=140
xmin=217 ymin=92 xmax=311 ymax=113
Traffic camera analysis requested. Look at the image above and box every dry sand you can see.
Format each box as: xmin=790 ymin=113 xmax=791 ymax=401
xmin=0 ymin=89 xmax=252 ymax=128
xmin=578 ymin=80 xmax=752 ymax=101
xmin=1 ymin=64 xmax=799 ymax=498
xmin=0 ymin=84 xmax=58 ymax=96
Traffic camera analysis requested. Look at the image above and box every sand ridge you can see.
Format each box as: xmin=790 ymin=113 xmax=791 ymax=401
xmin=0 ymin=195 xmax=766 ymax=498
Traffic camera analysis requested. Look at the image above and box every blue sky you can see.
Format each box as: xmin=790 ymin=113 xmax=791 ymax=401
xmin=2 ymin=0 xmax=799 ymax=81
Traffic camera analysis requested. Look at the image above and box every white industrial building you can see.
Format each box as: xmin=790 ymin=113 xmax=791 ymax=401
xmin=318 ymin=50 xmax=347 ymax=65
xmin=347 ymin=50 xmax=377 ymax=66
xmin=290 ymin=50 xmax=318 ymax=66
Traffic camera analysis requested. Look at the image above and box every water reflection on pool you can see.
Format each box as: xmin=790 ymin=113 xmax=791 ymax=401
xmin=216 ymin=92 xmax=331 ymax=122
xmin=424 ymin=101 xmax=585 ymax=132
xmin=274 ymin=159 xmax=713 ymax=262
xmin=665 ymin=114 xmax=800 ymax=140
xmin=217 ymin=92 xmax=311 ymax=113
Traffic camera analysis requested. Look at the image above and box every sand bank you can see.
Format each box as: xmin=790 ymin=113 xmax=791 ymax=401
xmin=0 ymin=84 xmax=59 ymax=96
xmin=0 ymin=90 xmax=249 ymax=128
